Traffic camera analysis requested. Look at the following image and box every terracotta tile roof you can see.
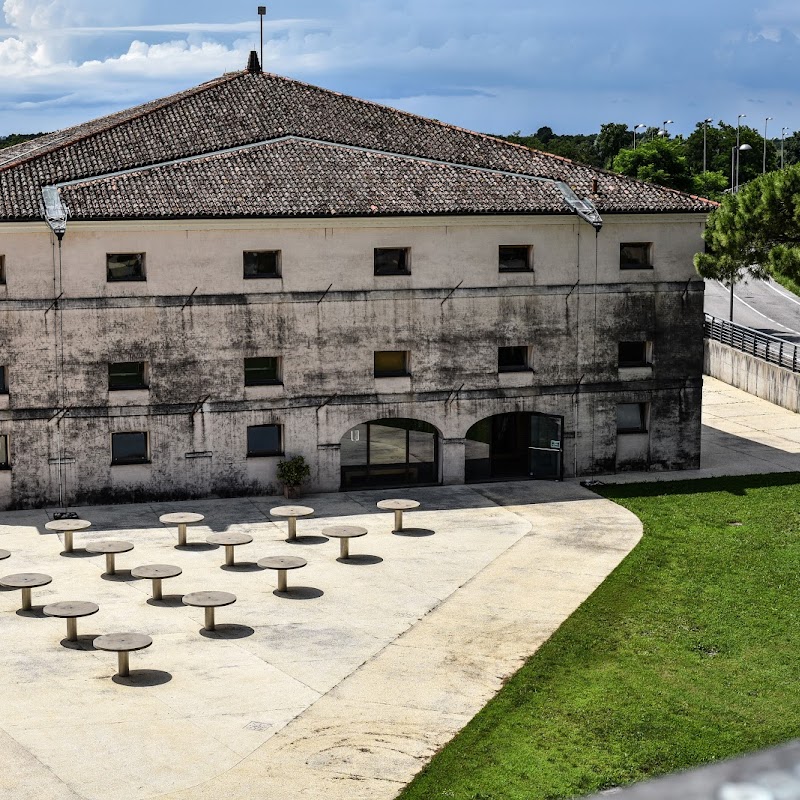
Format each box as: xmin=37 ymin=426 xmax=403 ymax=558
xmin=58 ymin=138 xmax=571 ymax=219
xmin=0 ymin=69 xmax=716 ymax=222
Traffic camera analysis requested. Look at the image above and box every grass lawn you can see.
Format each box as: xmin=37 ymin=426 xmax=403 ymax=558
xmin=772 ymin=271 xmax=800 ymax=298
xmin=399 ymin=473 xmax=800 ymax=800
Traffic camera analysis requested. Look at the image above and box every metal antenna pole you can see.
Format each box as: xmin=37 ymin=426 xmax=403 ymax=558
xmin=258 ymin=6 xmax=266 ymax=70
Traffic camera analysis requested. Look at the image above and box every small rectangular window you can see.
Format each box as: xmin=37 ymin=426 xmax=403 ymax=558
xmin=374 ymin=350 xmax=409 ymax=377
xmin=243 ymin=250 xmax=280 ymax=278
xmin=108 ymin=362 xmax=147 ymax=390
xmin=245 ymin=357 xmax=281 ymax=386
xmin=620 ymin=243 xmax=653 ymax=270
xmin=107 ymin=253 xmax=146 ymax=282
xmin=0 ymin=366 xmax=6 ymax=393
xmin=616 ymin=403 xmax=648 ymax=433
xmin=0 ymin=434 xmax=8 ymax=468
xmin=374 ymin=248 xmax=410 ymax=276
xmin=499 ymin=245 xmax=532 ymax=272
xmin=111 ymin=431 xmax=149 ymax=464
xmin=618 ymin=342 xmax=651 ymax=368
xmin=0 ymin=255 xmax=6 ymax=285
xmin=247 ymin=424 xmax=283 ymax=457
xmin=498 ymin=346 xmax=529 ymax=372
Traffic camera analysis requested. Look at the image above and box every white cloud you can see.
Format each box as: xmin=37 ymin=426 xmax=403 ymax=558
xmin=1 ymin=0 xmax=800 ymax=138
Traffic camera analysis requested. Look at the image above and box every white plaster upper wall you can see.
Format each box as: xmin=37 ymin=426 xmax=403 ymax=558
xmin=0 ymin=214 xmax=706 ymax=298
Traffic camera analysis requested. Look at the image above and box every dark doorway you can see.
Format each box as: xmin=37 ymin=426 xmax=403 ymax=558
xmin=340 ymin=418 xmax=440 ymax=490
xmin=465 ymin=412 xmax=563 ymax=482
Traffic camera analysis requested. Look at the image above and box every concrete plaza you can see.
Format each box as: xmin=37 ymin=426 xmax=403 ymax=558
xmin=0 ymin=376 xmax=797 ymax=799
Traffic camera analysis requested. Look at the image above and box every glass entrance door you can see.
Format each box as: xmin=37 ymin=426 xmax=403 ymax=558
xmin=340 ymin=419 xmax=440 ymax=489
xmin=529 ymin=414 xmax=562 ymax=479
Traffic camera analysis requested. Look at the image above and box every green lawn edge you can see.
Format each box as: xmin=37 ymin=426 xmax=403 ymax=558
xmin=771 ymin=271 xmax=800 ymax=298
xmin=399 ymin=473 xmax=800 ymax=800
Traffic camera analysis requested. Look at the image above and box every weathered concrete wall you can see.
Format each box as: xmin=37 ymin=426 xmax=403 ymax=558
xmin=0 ymin=214 xmax=706 ymax=508
xmin=704 ymin=339 xmax=800 ymax=413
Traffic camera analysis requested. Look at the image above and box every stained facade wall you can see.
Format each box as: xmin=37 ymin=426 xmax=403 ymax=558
xmin=0 ymin=213 xmax=705 ymax=508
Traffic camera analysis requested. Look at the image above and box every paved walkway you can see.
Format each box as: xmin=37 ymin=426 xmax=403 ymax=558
xmin=0 ymin=376 xmax=797 ymax=799
xmin=0 ymin=483 xmax=641 ymax=800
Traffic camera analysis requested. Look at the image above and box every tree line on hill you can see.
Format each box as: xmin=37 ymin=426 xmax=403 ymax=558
xmin=0 ymin=133 xmax=46 ymax=150
xmin=498 ymin=122 xmax=800 ymax=200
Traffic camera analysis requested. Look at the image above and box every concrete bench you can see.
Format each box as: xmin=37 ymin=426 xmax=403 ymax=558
xmin=85 ymin=540 xmax=134 ymax=576
xmin=44 ymin=518 xmax=91 ymax=554
xmin=0 ymin=572 xmax=53 ymax=611
xmin=182 ymin=591 xmax=236 ymax=632
xmin=206 ymin=533 xmax=253 ymax=567
xmin=257 ymin=556 xmax=307 ymax=592
xmin=131 ymin=564 xmax=182 ymax=601
xmin=321 ymin=525 xmax=368 ymax=560
xmin=377 ymin=499 xmax=420 ymax=532
xmin=94 ymin=633 xmax=153 ymax=677
xmin=159 ymin=512 xmax=205 ymax=547
xmin=269 ymin=505 xmax=314 ymax=542
xmin=43 ymin=601 xmax=99 ymax=642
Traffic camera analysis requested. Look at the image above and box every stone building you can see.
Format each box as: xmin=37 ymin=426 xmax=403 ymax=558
xmin=0 ymin=55 xmax=715 ymax=509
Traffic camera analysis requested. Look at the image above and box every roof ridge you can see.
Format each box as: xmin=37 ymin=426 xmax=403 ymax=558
xmin=255 ymin=69 xmax=595 ymax=172
xmin=53 ymin=135 xmax=572 ymax=190
xmin=0 ymin=71 xmax=242 ymax=175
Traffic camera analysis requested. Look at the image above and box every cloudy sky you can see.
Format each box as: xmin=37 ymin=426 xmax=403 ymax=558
xmin=1 ymin=0 xmax=800 ymax=138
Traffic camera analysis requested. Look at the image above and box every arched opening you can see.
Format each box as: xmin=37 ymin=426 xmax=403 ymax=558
xmin=465 ymin=412 xmax=563 ymax=483
xmin=340 ymin=418 xmax=440 ymax=490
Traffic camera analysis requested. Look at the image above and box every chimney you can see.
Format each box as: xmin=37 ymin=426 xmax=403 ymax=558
xmin=591 ymin=178 xmax=599 ymax=194
xmin=247 ymin=50 xmax=262 ymax=75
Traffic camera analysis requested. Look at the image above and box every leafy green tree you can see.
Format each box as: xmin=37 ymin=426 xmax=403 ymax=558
xmin=594 ymin=122 xmax=631 ymax=169
xmin=691 ymin=170 xmax=728 ymax=201
xmin=780 ymin=131 xmax=800 ymax=168
xmin=695 ymin=165 xmax=800 ymax=319
xmin=612 ymin=138 xmax=693 ymax=191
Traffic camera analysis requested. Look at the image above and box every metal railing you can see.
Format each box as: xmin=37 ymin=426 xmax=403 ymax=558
xmin=704 ymin=313 xmax=800 ymax=373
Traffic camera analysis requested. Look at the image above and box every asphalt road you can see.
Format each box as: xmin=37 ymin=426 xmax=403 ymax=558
xmin=704 ymin=276 xmax=800 ymax=345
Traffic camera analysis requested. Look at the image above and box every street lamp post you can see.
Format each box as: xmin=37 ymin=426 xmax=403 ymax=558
xmin=703 ymin=117 xmax=713 ymax=173
xmin=662 ymin=119 xmax=673 ymax=137
xmin=735 ymin=114 xmax=746 ymax=193
xmin=763 ymin=117 xmax=773 ymax=173
xmin=728 ymin=142 xmax=752 ymax=322
xmin=781 ymin=127 xmax=788 ymax=169
xmin=633 ymin=123 xmax=646 ymax=150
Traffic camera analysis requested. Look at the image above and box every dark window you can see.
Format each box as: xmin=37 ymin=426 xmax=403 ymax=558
xmin=247 ymin=424 xmax=282 ymax=456
xmin=107 ymin=253 xmax=145 ymax=282
xmin=111 ymin=432 xmax=149 ymax=464
xmin=245 ymin=357 xmax=281 ymax=385
xmin=374 ymin=248 xmax=410 ymax=276
xmin=617 ymin=403 xmax=648 ymax=433
xmin=374 ymin=351 xmax=409 ymax=377
xmin=620 ymin=243 xmax=653 ymax=269
xmin=243 ymin=250 xmax=280 ymax=278
xmin=0 ymin=366 xmax=6 ymax=393
xmin=0 ymin=255 xmax=5 ymax=285
xmin=618 ymin=342 xmax=650 ymax=367
xmin=499 ymin=245 xmax=532 ymax=272
xmin=0 ymin=435 xmax=8 ymax=468
xmin=498 ymin=346 xmax=529 ymax=372
xmin=108 ymin=362 xmax=147 ymax=390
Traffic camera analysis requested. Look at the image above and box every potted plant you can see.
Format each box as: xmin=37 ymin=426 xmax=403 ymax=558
xmin=276 ymin=455 xmax=311 ymax=499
